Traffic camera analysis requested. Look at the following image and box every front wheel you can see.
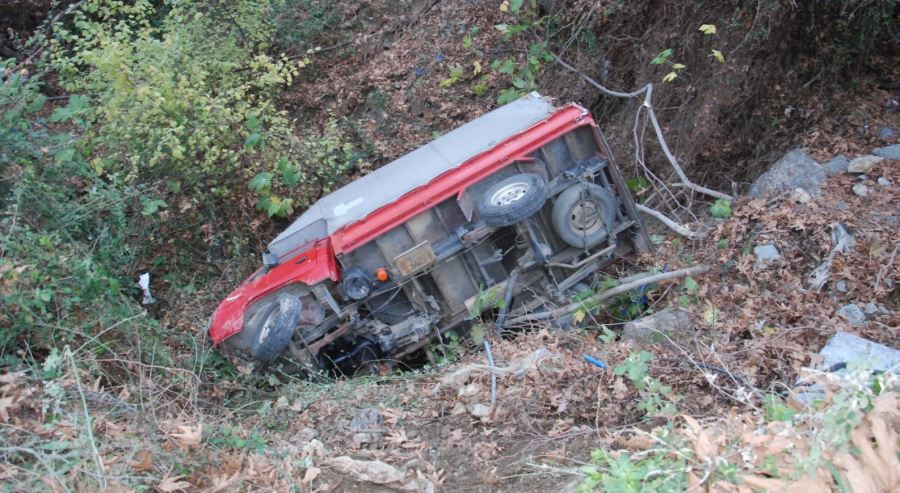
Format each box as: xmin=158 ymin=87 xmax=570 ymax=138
xmin=249 ymin=293 xmax=302 ymax=364
xmin=476 ymin=173 xmax=548 ymax=227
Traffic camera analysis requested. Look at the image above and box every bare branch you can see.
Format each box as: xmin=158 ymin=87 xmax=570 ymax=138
xmin=635 ymin=203 xmax=707 ymax=239
xmin=551 ymin=52 xmax=734 ymax=202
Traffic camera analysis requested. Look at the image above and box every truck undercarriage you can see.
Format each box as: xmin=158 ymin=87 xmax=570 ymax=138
xmin=209 ymin=94 xmax=650 ymax=376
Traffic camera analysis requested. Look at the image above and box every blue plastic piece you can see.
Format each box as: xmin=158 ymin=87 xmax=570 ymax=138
xmin=583 ymin=354 xmax=608 ymax=369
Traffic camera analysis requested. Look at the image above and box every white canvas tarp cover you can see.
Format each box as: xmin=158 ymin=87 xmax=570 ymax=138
xmin=268 ymin=92 xmax=557 ymax=261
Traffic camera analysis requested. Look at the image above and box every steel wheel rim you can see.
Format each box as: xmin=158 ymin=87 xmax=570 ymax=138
xmin=569 ymin=201 xmax=603 ymax=235
xmin=490 ymin=182 xmax=530 ymax=206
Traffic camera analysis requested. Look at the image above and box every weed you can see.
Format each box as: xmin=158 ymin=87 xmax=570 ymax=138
xmin=580 ymin=364 xmax=900 ymax=491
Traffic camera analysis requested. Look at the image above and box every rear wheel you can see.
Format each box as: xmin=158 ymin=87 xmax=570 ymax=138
xmin=476 ymin=173 xmax=548 ymax=227
xmin=552 ymin=183 xmax=617 ymax=249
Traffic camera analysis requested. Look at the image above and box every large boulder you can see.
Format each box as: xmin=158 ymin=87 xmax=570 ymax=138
xmin=623 ymin=308 xmax=693 ymax=345
xmin=749 ymin=149 xmax=826 ymax=198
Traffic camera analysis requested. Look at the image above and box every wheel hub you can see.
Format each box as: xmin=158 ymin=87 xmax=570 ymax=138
xmin=490 ymin=182 xmax=530 ymax=206
xmin=570 ymin=200 xmax=604 ymax=234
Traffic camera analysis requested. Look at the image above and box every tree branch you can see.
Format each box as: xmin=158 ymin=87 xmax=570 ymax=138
xmin=506 ymin=265 xmax=710 ymax=325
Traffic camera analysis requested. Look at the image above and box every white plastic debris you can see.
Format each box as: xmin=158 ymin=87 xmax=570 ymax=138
xmin=138 ymin=273 xmax=156 ymax=305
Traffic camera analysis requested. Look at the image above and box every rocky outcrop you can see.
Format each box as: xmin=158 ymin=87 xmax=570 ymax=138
xmin=749 ymin=149 xmax=826 ymax=198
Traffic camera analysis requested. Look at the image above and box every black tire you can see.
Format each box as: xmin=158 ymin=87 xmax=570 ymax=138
xmin=552 ymin=183 xmax=617 ymax=249
xmin=476 ymin=173 xmax=548 ymax=227
xmin=250 ymin=293 xmax=302 ymax=363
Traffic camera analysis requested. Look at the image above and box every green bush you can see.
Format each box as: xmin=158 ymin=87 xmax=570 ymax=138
xmin=1 ymin=64 xmax=148 ymax=362
xmin=47 ymin=0 xmax=306 ymax=194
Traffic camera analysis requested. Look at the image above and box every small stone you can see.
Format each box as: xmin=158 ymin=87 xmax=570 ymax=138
xmin=754 ymin=244 xmax=782 ymax=270
xmin=837 ymin=304 xmax=866 ymax=326
xmin=878 ymin=177 xmax=892 ymax=186
xmin=834 ymin=201 xmax=850 ymax=211
xmin=857 ymin=175 xmax=869 ymax=181
xmin=789 ymin=187 xmax=811 ymax=204
xmin=468 ymin=403 xmax=492 ymax=418
xmin=848 ymin=155 xmax=884 ymax=173
xmin=835 ymin=280 xmax=848 ymax=293
xmin=823 ymin=155 xmax=850 ymax=176
xmin=852 ymin=184 xmax=869 ymax=197
xmin=864 ymin=303 xmax=878 ymax=315
xmin=623 ymin=308 xmax=693 ymax=345
xmin=873 ymin=213 xmax=898 ymax=226
xmin=878 ymin=127 xmax=896 ymax=141
xmin=872 ymin=144 xmax=900 ymax=160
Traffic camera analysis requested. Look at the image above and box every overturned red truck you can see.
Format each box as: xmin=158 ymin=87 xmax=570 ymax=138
xmin=208 ymin=93 xmax=650 ymax=375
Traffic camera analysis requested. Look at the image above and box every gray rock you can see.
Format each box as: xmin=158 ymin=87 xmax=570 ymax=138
xmin=872 ymin=144 xmax=900 ymax=160
xmin=623 ymin=308 xmax=693 ymax=345
xmin=878 ymin=127 xmax=896 ymax=141
xmin=793 ymin=332 xmax=899 ymax=405
xmin=848 ymin=155 xmax=884 ymax=173
xmin=837 ymin=304 xmax=866 ymax=326
xmin=834 ymin=201 xmax=850 ymax=211
xmin=864 ymin=303 xmax=878 ymax=315
xmin=857 ymin=174 xmax=869 ymax=181
xmin=852 ymin=183 xmax=869 ymax=197
xmin=749 ymin=149 xmax=826 ymax=198
xmin=878 ymin=177 xmax=892 ymax=186
xmin=874 ymin=213 xmax=898 ymax=226
xmin=835 ymin=280 xmax=849 ymax=293
xmin=754 ymin=244 xmax=782 ymax=270
xmin=823 ymin=155 xmax=850 ymax=176
xmin=820 ymin=331 xmax=899 ymax=372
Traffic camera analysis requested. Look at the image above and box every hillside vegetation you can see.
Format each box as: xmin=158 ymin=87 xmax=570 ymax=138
xmin=0 ymin=1 xmax=897 ymax=491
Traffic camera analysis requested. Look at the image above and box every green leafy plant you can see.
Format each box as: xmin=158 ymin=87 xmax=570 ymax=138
xmin=614 ymin=351 xmax=679 ymax=417
xmin=710 ymin=199 xmax=733 ymax=219
xmin=650 ymin=48 xmax=686 ymax=83
xmin=469 ymin=286 xmax=504 ymax=318
xmin=439 ymin=64 xmax=466 ymax=88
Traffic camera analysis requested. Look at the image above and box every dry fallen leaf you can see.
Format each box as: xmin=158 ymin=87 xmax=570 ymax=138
xmin=168 ymin=423 xmax=202 ymax=449
xmin=301 ymin=466 xmax=321 ymax=486
xmin=207 ymin=472 xmax=241 ymax=493
xmin=0 ymin=396 xmax=15 ymax=422
xmin=129 ymin=450 xmax=153 ymax=472
xmin=156 ymin=474 xmax=191 ymax=492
